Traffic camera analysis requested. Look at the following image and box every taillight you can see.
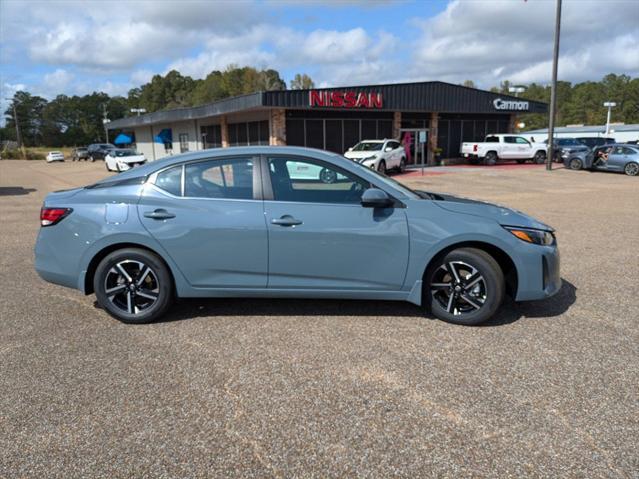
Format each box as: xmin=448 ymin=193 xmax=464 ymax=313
xmin=473 ymin=144 xmax=478 ymax=152
xmin=40 ymin=207 xmax=72 ymax=226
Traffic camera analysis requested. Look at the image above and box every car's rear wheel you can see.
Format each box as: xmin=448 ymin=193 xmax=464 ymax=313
xmin=425 ymin=248 xmax=504 ymax=326
xmin=624 ymin=162 xmax=639 ymax=176
xmin=484 ymin=152 xmax=497 ymax=166
xmin=569 ymin=158 xmax=583 ymax=170
xmin=534 ymin=151 xmax=546 ymax=164
xmin=377 ymin=160 xmax=386 ymax=174
xmin=94 ymin=248 xmax=173 ymax=324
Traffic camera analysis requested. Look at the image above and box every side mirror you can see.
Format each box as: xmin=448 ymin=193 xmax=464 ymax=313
xmin=384 ymin=146 xmax=393 ymax=152
xmin=347 ymin=147 xmax=353 ymax=152
xmin=361 ymin=188 xmax=394 ymax=208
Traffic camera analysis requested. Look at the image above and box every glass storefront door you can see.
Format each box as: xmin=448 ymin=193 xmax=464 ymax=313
xmin=399 ymin=128 xmax=430 ymax=166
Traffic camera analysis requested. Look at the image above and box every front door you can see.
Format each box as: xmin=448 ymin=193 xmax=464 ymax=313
xmin=263 ymin=155 xmax=409 ymax=290
xmin=138 ymin=156 xmax=268 ymax=288
xmin=606 ymin=146 xmax=630 ymax=171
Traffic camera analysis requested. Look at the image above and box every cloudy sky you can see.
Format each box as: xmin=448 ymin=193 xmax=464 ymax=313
xmin=1 ymin=0 xmax=638 ymax=113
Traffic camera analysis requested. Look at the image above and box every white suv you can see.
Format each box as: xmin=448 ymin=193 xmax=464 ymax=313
xmin=344 ymin=139 xmax=406 ymax=174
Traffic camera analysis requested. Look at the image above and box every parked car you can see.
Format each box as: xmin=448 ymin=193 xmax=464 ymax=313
xmin=546 ymin=137 xmax=590 ymax=162
xmin=35 ymin=146 xmax=561 ymax=326
xmin=72 ymin=147 xmax=89 ymax=161
xmin=575 ymin=137 xmax=615 ymax=149
xmin=564 ymin=144 xmax=639 ymax=176
xmin=46 ymin=151 xmax=65 ymax=163
xmin=344 ymin=139 xmax=406 ymax=174
xmin=461 ymin=134 xmax=547 ymax=165
xmin=87 ymin=143 xmax=116 ymax=161
xmin=105 ymin=149 xmax=147 ymax=172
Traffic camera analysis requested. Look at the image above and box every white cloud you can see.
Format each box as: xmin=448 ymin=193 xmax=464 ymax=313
xmin=42 ymin=69 xmax=75 ymax=92
xmin=410 ymin=0 xmax=639 ymax=86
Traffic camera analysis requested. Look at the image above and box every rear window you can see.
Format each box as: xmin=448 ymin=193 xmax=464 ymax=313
xmin=485 ymin=136 xmax=499 ymax=143
xmin=154 ymin=166 xmax=182 ymax=196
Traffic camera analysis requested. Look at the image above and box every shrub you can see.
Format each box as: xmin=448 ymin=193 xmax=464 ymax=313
xmin=1 ymin=148 xmax=46 ymax=160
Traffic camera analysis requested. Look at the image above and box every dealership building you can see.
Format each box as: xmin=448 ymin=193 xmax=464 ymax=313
xmin=107 ymin=81 xmax=547 ymax=165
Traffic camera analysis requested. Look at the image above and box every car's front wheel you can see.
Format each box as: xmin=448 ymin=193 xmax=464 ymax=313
xmin=94 ymin=248 xmax=174 ymax=324
xmin=425 ymin=248 xmax=504 ymax=326
xmin=569 ymin=158 xmax=583 ymax=170
xmin=534 ymin=151 xmax=546 ymax=164
xmin=399 ymin=157 xmax=406 ymax=173
xmin=624 ymin=162 xmax=639 ymax=176
xmin=377 ymin=160 xmax=386 ymax=174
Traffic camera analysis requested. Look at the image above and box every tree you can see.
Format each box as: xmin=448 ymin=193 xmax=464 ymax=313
xmin=290 ymin=73 xmax=315 ymax=90
xmin=4 ymin=91 xmax=47 ymax=146
xmin=462 ymin=80 xmax=476 ymax=89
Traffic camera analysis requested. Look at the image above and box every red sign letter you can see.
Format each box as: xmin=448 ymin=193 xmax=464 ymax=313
xmin=309 ymin=90 xmax=323 ymax=107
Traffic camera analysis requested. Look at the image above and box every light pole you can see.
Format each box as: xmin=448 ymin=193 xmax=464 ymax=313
xmin=130 ymin=108 xmax=147 ymax=116
xmin=546 ymin=0 xmax=562 ymax=171
xmin=603 ymin=102 xmax=616 ymax=136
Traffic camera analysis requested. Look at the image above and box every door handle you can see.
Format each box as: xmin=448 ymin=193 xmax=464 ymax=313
xmin=271 ymin=215 xmax=303 ymax=227
xmin=144 ymin=209 xmax=176 ymax=220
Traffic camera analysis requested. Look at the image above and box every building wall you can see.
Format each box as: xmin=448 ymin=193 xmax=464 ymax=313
xmin=134 ymin=126 xmax=155 ymax=161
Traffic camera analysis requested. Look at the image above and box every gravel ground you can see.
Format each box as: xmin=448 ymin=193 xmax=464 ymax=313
xmin=1 ymin=159 xmax=637 ymax=478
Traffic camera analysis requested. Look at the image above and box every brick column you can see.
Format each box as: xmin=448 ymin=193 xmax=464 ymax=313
xmin=509 ymin=113 xmax=517 ymax=133
xmin=220 ymin=116 xmax=229 ymax=148
xmin=392 ymin=111 xmax=401 ymax=139
xmin=429 ymin=112 xmax=439 ymax=165
xmin=269 ymin=109 xmax=286 ymax=145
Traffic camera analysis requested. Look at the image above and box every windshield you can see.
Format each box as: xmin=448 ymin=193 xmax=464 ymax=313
xmin=556 ymin=138 xmax=581 ymax=146
xmin=352 ymin=142 xmax=384 ymax=152
xmin=346 ymin=157 xmax=420 ymax=199
xmin=114 ymin=150 xmax=137 ymax=157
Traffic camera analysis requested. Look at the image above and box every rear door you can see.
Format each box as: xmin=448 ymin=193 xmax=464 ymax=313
xmin=606 ymin=146 xmax=627 ymax=171
xmin=138 ymin=156 xmax=268 ymax=288
xmin=262 ymin=155 xmax=409 ymax=290
xmin=500 ymin=136 xmax=518 ymax=159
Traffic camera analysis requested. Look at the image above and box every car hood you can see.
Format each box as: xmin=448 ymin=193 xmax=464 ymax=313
xmin=344 ymin=151 xmax=381 ymax=160
xmin=426 ymin=192 xmax=553 ymax=231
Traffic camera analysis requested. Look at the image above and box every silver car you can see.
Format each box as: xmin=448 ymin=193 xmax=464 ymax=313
xmin=564 ymin=144 xmax=639 ymax=176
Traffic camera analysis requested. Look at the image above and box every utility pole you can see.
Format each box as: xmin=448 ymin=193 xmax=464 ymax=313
xmin=102 ymin=104 xmax=110 ymax=143
xmin=546 ymin=0 xmax=562 ymax=171
xmin=4 ymin=98 xmax=26 ymax=159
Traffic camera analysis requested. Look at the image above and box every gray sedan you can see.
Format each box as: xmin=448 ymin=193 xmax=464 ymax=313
xmin=565 ymin=144 xmax=639 ymax=176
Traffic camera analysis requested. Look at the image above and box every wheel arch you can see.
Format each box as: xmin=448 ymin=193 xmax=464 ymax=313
xmin=421 ymin=240 xmax=518 ymax=299
xmin=83 ymin=242 xmax=177 ymax=295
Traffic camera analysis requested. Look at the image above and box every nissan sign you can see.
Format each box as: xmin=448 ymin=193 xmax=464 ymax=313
xmin=493 ymin=98 xmax=529 ymax=111
xmin=309 ymin=90 xmax=383 ymax=109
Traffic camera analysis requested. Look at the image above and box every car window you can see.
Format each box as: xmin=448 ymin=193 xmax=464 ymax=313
xmin=184 ymin=157 xmax=254 ymax=200
xmin=515 ymin=137 xmax=530 ymax=145
xmin=154 ymin=166 xmax=182 ymax=196
xmin=268 ymin=157 xmax=369 ymax=204
xmin=485 ymin=136 xmax=499 ymax=143
xmin=503 ymin=136 xmax=517 ymax=144
xmin=387 ymin=141 xmax=400 ymax=149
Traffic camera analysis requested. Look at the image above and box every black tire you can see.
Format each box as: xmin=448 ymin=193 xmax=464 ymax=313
xmin=516 ymin=158 xmax=525 ymax=164
xmin=484 ymin=152 xmax=497 ymax=166
xmin=399 ymin=157 xmax=406 ymax=173
xmin=624 ymin=162 xmax=639 ymax=176
xmin=534 ymin=151 xmax=546 ymax=164
xmin=319 ymin=168 xmax=337 ymax=184
xmin=105 ymin=162 xmax=110 ymax=171
xmin=377 ymin=160 xmax=386 ymax=174
xmin=569 ymin=158 xmax=583 ymax=170
xmin=424 ymin=248 xmax=505 ymax=326
xmin=94 ymin=248 xmax=174 ymax=324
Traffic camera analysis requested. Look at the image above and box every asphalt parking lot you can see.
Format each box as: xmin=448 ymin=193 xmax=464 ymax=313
xmin=1 ymin=159 xmax=638 ymax=478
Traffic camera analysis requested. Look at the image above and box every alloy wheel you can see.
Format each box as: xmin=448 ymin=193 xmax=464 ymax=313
xmin=430 ymin=261 xmax=487 ymax=316
xmin=625 ymin=163 xmax=638 ymax=176
xmin=104 ymin=260 xmax=160 ymax=315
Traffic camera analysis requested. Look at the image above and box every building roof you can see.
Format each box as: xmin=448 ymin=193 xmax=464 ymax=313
xmin=108 ymin=80 xmax=548 ymax=130
xmin=526 ymin=124 xmax=639 ymax=134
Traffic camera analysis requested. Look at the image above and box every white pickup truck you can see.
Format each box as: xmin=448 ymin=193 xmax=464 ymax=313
xmin=460 ymin=134 xmax=547 ymax=165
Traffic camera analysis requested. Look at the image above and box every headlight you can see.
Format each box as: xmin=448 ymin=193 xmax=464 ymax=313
xmin=505 ymin=227 xmax=555 ymax=246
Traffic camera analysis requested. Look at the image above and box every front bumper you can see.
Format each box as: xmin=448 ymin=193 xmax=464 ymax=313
xmin=515 ymin=244 xmax=561 ymax=301
xmin=118 ymin=161 xmax=146 ymax=171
